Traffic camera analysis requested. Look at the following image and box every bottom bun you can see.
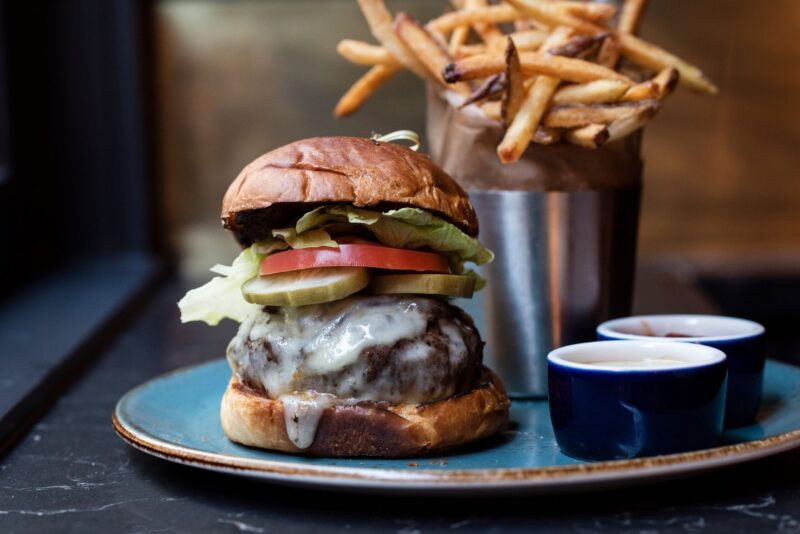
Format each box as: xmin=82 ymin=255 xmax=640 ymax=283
xmin=220 ymin=367 xmax=510 ymax=458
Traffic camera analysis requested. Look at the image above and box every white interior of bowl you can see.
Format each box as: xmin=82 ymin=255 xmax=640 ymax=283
xmin=597 ymin=315 xmax=764 ymax=342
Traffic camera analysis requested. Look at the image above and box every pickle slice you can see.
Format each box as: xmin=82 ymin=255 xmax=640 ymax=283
xmin=370 ymin=273 xmax=476 ymax=298
xmin=242 ymin=267 xmax=369 ymax=307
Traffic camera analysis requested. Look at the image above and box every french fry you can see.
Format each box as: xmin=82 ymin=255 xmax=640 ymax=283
xmin=441 ymin=0 xmax=613 ymax=32
xmin=337 ymin=39 xmax=400 ymax=67
xmin=428 ymin=4 xmax=522 ymax=33
xmin=356 ymin=0 xmax=435 ymax=83
xmin=606 ymin=103 xmax=659 ymax=142
xmin=598 ymin=0 xmax=645 ymax=68
xmin=497 ymin=26 xmax=574 ymax=163
xmin=543 ymin=101 xmax=651 ymax=128
xmin=533 ymin=125 xmax=561 ymax=145
xmin=514 ymin=19 xmax=536 ymax=32
xmin=482 ymin=100 xmax=502 ymax=120
xmin=487 ymin=29 xmax=548 ymax=54
xmin=620 ymin=80 xmax=658 ymax=101
xmin=395 ymin=13 xmax=471 ymax=94
xmin=564 ymin=123 xmax=609 ymax=148
xmin=334 ymin=64 xmax=398 ymax=117
xmin=444 ymin=50 xmax=633 ymax=84
xmin=500 ymin=29 xmax=549 ymax=52
xmin=507 ymin=0 xmax=717 ymax=94
xmin=449 ymin=0 xmax=479 ymax=54
xmin=501 ymin=38 xmax=525 ymax=125
xmin=454 ymin=43 xmax=487 ymax=58
xmin=621 ymin=67 xmax=678 ymax=100
xmin=474 ymin=22 xmax=508 ymax=46
xmin=523 ymin=78 xmax=536 ymax=92
xmin=617 ymin=33 xmax=718 ymax=94
xmin=547 ymin=32 xmax=611 ymax=58
xmin=558 ymin=1 xmax=616 ymax=24
xmin=468 ymin=0 xmax=506 ymax=46
xmin=506 ymin=0 xmax=600 ymax=34
xmin=596 ymin=33 xmax=621 ymax=68
xmin=460 ymin=73 xmax=506 ymax=108
xmin=449 ymin=25 xmax=471 ymax=54
xmin=336 ymin=0 xmax=715 ymax=157
xmin=553 ymin=79 xmax=631 ymax=104
xmin=651 ymin=66 xmax=679 ymax=98
xmin=486 ymin=98 xmax=558 ymax=141
xmin=618 ymin=0 xmax=647 ymax=34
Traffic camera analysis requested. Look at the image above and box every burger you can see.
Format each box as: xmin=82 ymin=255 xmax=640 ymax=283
xmin=178 ymin=136 xmax=509 ymax=457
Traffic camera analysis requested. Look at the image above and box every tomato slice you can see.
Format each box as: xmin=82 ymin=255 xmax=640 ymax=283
xmin=260 ymin=243 xmax=450 ymax=275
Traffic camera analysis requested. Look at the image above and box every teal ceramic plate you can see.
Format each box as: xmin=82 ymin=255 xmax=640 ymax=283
xmin=113 ymin=359 xmax=800 ymax=495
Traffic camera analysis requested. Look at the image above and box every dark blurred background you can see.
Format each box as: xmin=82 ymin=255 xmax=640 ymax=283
xmin=1 ymin=0 xmax=799 ymax=351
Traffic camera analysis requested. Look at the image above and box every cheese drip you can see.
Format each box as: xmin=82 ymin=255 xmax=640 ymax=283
xmin=279 ymin=391 xmax=337 ymax=449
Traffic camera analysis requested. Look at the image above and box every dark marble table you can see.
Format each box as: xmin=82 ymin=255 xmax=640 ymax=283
xmin=2 ymin=276 xmax=799 ymax=533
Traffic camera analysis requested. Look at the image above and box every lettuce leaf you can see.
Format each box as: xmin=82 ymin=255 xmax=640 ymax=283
xmin=252 ymin=238 xmax=289 ymax=256
xmin=292 ymin=206 xmax=493 ymax=270
xmin=271 ymin=227 xmax=337 ymax=249
xmin=296 ymin=205 xmax=379 ymax=231
xmin=380 ymin=208 xmax=494 ymax=266
xmin=178 ymin=246 xmax=264 ymax=325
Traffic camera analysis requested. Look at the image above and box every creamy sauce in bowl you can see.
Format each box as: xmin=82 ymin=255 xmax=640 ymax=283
xmin=548 ymin=340 xmax=727 ymax=373
xmin=583 ymin=358 xmax=691 ymax=369
xmin=586 ymin=358 xmax=689 ymax=369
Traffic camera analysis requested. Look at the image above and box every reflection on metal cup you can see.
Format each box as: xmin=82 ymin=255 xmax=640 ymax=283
xmin=457 ymin=189 xmax=641 ymax=398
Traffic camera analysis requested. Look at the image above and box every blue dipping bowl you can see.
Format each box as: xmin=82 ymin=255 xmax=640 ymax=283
xmin=597 ymin=315 xmax=765 ymax=427
xmin=548 ymin=340 xmax=727 ymax=462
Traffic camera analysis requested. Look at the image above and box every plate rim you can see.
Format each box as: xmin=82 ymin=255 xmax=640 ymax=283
xmin=112 ymin=359 xmax=800 ymax=491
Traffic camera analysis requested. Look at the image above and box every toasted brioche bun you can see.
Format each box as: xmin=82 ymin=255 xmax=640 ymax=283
xmin=220 ymin=367 xmax=510 ymax=458
xmin=221 ymin=136 xmax=479 ymax=246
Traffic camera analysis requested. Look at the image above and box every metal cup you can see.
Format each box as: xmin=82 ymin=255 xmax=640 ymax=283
xmin=457 ymin=188 xmax=641 ymax=398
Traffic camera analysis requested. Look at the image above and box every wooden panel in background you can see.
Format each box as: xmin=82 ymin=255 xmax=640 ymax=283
xmin=637 ymin=0 xmax=800 ymax=255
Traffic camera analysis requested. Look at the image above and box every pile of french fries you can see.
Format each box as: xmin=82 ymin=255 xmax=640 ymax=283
xmin=335 ymin=0 xmax=717 ymax=164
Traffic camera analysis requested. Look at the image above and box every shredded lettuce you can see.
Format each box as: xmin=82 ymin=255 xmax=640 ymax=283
xmin=297 ymin=206 xmax=379 ymax=230
xmin=252 ymin=238 xmax=289 ymax=255
xmin=271 ymin=227 xmax=337 ymax=249
xmin=178 ymin=246 xmax=265 ymax=325
xmin=178 ymin=205 xmax=494 ymax=325
xmin=294 ymin=206 xmax=494 ymax=270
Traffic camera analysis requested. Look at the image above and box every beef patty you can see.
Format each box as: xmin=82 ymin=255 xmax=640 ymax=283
xmin=226 ymin=295 xmax=483 ymax=404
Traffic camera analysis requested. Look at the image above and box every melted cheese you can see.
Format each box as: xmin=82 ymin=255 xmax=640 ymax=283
xmin=226 ymin=295 xmax=479 ymax=449
xmin=304 ymin=302 xmax=427 ymax=374
xmin=227 ymin=297 xmax=434 ymax=400
xmin=279 ymin=391 xmax=337 ymax=449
